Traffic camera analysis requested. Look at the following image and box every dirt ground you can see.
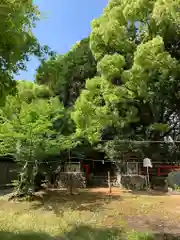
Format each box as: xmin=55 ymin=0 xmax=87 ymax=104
xmin=1 ymin=187 xmax=180 ymax=238
xmin=88 ymin=187 xmax=180 ymax=235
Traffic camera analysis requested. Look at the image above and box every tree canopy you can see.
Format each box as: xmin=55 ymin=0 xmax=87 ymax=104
xmin=36 ymin=37 xmax=97 ymax=106
xmin=72 ymin=0 xmax=180 ymax=160
xmin=0 ymin=0 xmax=53 ymax=104
xmin=0 ymin=81 xmax=76 ymax=195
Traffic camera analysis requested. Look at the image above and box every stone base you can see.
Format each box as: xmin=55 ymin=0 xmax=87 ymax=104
xmin=57 ymin=172 xmax=86 ymax=189
xmin=121 ymin=175 xmax=147 ymax=190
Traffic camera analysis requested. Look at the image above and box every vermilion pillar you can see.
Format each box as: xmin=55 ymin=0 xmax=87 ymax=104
xmin=84 ymin=164 xmax=89 ymax=177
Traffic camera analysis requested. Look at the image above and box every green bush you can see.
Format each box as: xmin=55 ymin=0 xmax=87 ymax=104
xmin=167 ymin=170 xmax=180 ymax=189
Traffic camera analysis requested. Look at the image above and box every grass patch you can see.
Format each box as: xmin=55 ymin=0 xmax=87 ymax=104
xmin=0 ymin=188 xmax=179 ymax=239
xmin=126 ymin=231 xmax=154 ymax=240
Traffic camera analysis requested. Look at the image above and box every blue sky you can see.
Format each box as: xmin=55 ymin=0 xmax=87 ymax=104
xmin=15 ymin=0 xmax=108 ymax=81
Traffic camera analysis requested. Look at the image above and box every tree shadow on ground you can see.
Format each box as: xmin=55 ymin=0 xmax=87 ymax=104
xmin=143 ymin=233 xmax=180 ymax=240
xmin=153 ymin=233 xmax=180 ymax=239
xmin=61 ymin=224 xmax=123 ymax=240
xmin=30 ymin=188 xmax=121 ymax=215
xmin=0 ymin=228 xmax=180 ymax=240
xmin=0 ymin=231 xmax=53 ymax=240
xmin=54 ymin=224 xmax=180 ymax=240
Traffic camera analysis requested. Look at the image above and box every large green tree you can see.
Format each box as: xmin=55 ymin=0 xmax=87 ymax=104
xmin=36 ymin=37 xmax=97 ymax=106
xmin=72 ymin=0 xmax=180 ymax=162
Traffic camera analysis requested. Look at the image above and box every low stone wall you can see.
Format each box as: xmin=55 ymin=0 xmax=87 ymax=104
xmin=121 ymin=175 xmax=147 ymax=190
xmin=57 ymin=173 xmax=147 ymax=190
xmin=87 ymin=174 xmax=147 ymax=190
xmin=57 ymin=172 xmax=86 ymax=189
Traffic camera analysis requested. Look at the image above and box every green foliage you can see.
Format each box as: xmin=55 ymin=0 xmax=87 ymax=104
xmin=35 ymin=37 xmax=97 ymax=106
xmin=167 ymin=170 xmax=180 ymax=189
xmin=0 ymin=1 xmax=55 ymax=105
xmin=97 ymin=54 xmax=125 ymax=81
xmin=72 ymin=0 xmax=180 ymax=162
xmin=0 ymin=86 xmax=75 ymax=195
xmin=17 ymin=80 xmax=53 ymax=103
xmin=0 ymin=1 xmax=37 ymax=103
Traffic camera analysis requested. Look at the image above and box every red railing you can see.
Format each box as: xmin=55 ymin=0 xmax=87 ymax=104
xmin=140 ymin=164 xmax=180 ymax=177
xmin=157 ymin=165 xmax=180 ymax=176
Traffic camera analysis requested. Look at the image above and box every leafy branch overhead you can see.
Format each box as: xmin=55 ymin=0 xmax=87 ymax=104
xmin=0 ymin=0 xmax=55 ymax=104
